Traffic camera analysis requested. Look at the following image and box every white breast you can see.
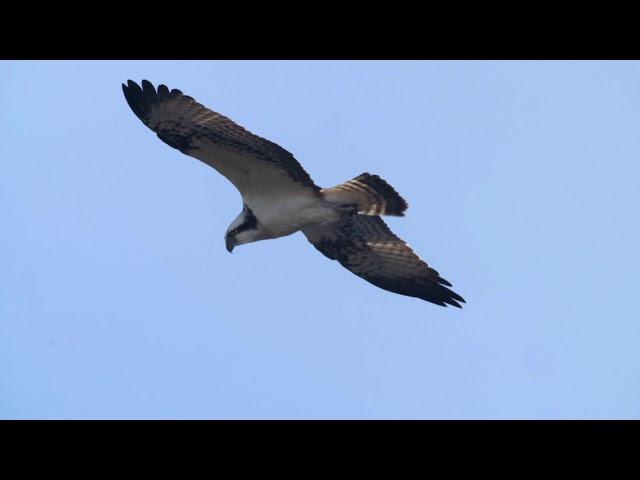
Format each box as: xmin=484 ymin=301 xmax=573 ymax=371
xmin=245 ymin=193 xmax=339 ymax=238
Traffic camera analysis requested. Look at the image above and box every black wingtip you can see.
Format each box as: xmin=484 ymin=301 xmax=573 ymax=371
xmin=141 ymin=79 xmax=157 ymax=102
xmin=452 ymin=292 xmax=466 ymax=307
xmin=122 ymin=80 xmax=141 ymax=116
xmin=126 ymin=79 xmax=141 ymax=91
xmin=157 ymin=83 xmax=170 ymax=100
xmin=446 ymin=298 xmax=463 ymax=308
xmin=122 ymin=79 xmax=161 ymax=124
xmin=423 ymin=281 xmax=466 ymax=309
xmin=448 ymin=290 xmax=466 ymax=307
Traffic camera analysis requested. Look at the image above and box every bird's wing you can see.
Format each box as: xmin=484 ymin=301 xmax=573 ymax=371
xmin=302 ymin=215 xmax=465 ymax=307
xmin=122 ymin=80 xmax=320 ymax=199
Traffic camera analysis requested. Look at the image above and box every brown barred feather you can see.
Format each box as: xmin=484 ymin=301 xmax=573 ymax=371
xmin=302 ymin=216 xmax=465 ymax=308
xmin=122 ymin=79 xmax=320 ymax=192
xmin=323 ymin=173 xmax=408 ymax=217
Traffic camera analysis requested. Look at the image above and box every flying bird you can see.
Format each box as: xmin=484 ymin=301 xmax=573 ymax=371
xmin=122 ymin=80 xmax=465 ymax=307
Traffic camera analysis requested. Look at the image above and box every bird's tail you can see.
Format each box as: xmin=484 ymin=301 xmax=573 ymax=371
xmin=322 ymin=172 xmax=408 ymax=216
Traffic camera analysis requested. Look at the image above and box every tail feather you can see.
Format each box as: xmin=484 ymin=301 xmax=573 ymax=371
xmin=323 ymin=172 xmax=409 ymax=216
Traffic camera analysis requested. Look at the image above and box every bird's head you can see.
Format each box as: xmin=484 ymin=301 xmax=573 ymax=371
xmin=225 ymin=205 xmax=259 ymax=253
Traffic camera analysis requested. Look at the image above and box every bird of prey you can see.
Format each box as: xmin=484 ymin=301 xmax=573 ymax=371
xmin=122 ymin=80 xmax=465 ymax=308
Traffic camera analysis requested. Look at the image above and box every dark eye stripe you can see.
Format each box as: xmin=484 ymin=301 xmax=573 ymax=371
xmin=235 ymin=205 xmax=258 ymax=234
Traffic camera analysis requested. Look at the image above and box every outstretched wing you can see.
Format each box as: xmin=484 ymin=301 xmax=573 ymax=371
xmin=302 ymin=215 xmax=465 ymax=307
xmin=122 ymin=80 xmax=320 ymax=198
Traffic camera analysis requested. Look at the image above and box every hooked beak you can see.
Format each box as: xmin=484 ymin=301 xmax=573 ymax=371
xmin=225 ymin=235 xmax=235 ymax=253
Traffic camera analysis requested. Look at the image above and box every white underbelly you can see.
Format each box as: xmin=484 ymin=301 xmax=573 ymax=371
xmin=245 ymin=194 xmax=340 ymax=238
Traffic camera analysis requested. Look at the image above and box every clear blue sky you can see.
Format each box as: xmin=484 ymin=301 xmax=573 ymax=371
xmin=2 ymin=61 xmax=639 ymax=419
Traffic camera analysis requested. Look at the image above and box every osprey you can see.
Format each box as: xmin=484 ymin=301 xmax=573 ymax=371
xmin=122 ymin=80 xmax=465 ymax=308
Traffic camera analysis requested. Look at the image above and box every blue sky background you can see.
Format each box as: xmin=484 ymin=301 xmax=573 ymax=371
xmin=1 ymin=61 xmax=639 ymax=419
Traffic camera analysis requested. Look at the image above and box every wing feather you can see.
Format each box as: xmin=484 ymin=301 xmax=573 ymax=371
xmin=302 ymin=216 xmax=465 ymax=308
xmin=122 ymin=80 xmax=320 ymax=198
